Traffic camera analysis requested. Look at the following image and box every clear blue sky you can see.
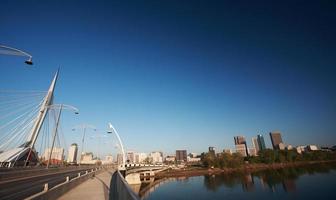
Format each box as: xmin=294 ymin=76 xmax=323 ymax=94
xmin=1 ymin=0 xmax=335 ymax=155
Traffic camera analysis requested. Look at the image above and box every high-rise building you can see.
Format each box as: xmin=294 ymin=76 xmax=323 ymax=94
xmin=176 ymin=150 xmax=187 ymax=162
xmin=67 ymin=143 xmax=78 ymax=164
xmin=234 ymin=136 xmax=249 ymax=156
xmin=269 ymin=132 xmax=283 ymax=150
xmin=252 ymin=137 xmax=260 ymax=152
xmin=235 ymin=144 xmax=248 ymax=157
xmin=234 ymin=136 xmax=246 ymax=145
xmin=257 ymin=134 xmax=266 ymax=151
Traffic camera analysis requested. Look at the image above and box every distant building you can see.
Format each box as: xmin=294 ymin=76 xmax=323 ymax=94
xmin=176 ymin=150 xmax=187 ymax=162
xmin=187 ymin=157 xmax=201 ymax=162
xmin=235 ymin=144 xmax=248 ymax=157
xmin=189 ymin=153 xmax=198 ymax=158
xmin=270 ymin=132 xmax=283 ymax=150
xmin=80 ymin=152 xmax=96 ymax=164
xmin=43 ymin=147 xmax=64 ymax=164
xmin=252 ymin=137 xmax=260 ymax=152
xmin=307 ymin=145 xmax=318 ymax=151
xmin=137 ymin=153 xmax=148 ymax=163
xmin=249 ymin=148 xmax=257 ymax=156
xmin=296 ymin=146 xmax=306 ymax=154
xmin=67 ymin=143 xmax=78 ymax=164
xmin=127 ymin=151 xmax=135 ymax=163
xmin=150 ymin=151 xmax=163 ymax=164
xmin=286 ymin=145 xmax=293 ymax=150
xmin=223 ymin=149 xmax=232 ymax=154
xmin=278 ymin=143 xmax=286 ymax=150
xmin=134 ymin=153 xmax=139 ymax=163
xmin=165 ymin=155 xmax=176 ymax=162
xmin=257 ymin=134 xmax=266 ymax=151
xmin=234 ymin=136 xmax=249 ymax=156
xmin=102 ymin=155 xmax=113 ymax=165
xmin=117 ymin=153 xmax=124 ymax=165
xmin=209 ymin=147 xmax=215 ymax=154
xmin=234 ymin=136 xmax=246 ymax=145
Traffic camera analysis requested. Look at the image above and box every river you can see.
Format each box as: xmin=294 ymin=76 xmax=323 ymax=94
xmin=139 ymin=163 xmax=336 ymax=200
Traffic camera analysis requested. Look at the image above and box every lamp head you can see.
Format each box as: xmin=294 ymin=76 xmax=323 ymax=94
xmin=25 ymin=57 xmax=33 ymax=65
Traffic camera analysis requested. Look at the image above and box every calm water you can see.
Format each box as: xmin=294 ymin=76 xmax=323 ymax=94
xmin=141 ymin=163 xmax=336 ymax=200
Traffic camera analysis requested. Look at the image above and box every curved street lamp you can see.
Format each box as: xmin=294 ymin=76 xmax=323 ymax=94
xmin=0 ymin=45 xmax=33 ymax=65
xmin=107 ymin=122 xmax=126 ymax=173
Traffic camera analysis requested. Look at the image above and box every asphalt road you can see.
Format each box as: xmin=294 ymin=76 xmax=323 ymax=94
xmin=0 ymin=167 xmax=95 ymax=200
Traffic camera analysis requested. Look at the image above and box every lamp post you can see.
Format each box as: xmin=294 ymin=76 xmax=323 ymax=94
xmin=72 ymin=124 xmax=96 ymax=165
xmin=46 ymin=104 xmax=79 ymax=169
xmin=0 ymin=44 xmax=33 ymax=65
xmin=107 ymin=122 xmax=126 ymax=175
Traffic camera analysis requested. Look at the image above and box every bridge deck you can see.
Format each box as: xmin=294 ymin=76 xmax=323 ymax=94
xmin=58 ymin=168 xmax=115 ymax=200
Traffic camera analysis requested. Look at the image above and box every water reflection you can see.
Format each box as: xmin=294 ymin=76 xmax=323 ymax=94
xmin=141 ymin=163 xmax=336 ymax=199
xmin=202 ymin=163 xmax=336 ymax=193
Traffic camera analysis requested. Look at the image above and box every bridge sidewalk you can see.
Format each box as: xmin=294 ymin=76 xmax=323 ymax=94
xmin=58 ymin=169 xmax=115 ymax=200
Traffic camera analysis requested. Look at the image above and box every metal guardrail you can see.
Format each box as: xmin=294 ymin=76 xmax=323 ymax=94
xmin=24 ymin=167 xmax=103 ymax=200
xmin=110 ymin=170 xmax=140 ymax=200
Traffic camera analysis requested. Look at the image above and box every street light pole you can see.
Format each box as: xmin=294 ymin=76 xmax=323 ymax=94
xmin=107 ymin=123 xmax=126 ymax=175
xmin=46 ymin=105 xmax=62 ymax=169
xmin=72 ymin=124 xmax=96 ymax=165
xmin=45 ymin=104 xmax=79 ymax=169
xmin=0 ymin=44 xmax=33 ymax=65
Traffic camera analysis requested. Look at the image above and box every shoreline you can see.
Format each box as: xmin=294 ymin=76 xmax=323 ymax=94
xmin=155 ymin=160 xmax=336 ymax=178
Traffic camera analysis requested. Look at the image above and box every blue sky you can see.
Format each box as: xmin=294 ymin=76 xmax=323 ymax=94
xmin=1 ymin=0 xmax=335 ymax=156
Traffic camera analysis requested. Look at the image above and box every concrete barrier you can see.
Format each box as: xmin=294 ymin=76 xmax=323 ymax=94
xmin=110 ymin=171 xmax=139 ymax=200
xmin=25 ymin=168 xmax=102 ymax=200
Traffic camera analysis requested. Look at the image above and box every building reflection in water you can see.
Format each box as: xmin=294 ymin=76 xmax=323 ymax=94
xmin=282 ymin=179 xmax=296 ymax=192
xmin=139 ymin=177 xmax=188 ymax=199
xmin=138 ymin=164 xmax=336 ymax=199
xmin=241 ymin=174 xmax=255 ymax=192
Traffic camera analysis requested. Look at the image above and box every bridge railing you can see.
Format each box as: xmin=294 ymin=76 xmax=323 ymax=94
xmin=110 ymin=170 xmax=140 ymax=200
xmin=24 ymin=167 xmax=103 ymax=200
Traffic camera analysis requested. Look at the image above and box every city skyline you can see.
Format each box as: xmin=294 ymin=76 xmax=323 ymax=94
xmin=1 ymin=0 xmax=335 ymax=154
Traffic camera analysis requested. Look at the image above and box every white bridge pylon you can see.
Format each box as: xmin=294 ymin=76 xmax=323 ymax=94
xmin=0 ymin=70 xmax=59 ymax=167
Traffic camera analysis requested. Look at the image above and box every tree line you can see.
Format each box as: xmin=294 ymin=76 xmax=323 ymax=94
xmin=201 ymin=149 xmax=336 ymax=169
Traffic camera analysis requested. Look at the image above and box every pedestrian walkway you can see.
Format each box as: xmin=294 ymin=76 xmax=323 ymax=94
xmin=58 ymin=169 xmax=115 ymax=200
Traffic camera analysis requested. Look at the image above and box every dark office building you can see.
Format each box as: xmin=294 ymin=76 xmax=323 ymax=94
xmin=176 ymin=150 xmax=187 ymax=162
xmin=234 ymin=136 xmax=246 ymax=145
xmin=257 ymin=134 xmax=266 ymax=150
xmin=234 ymin=136 xmax=249 ymax=156
xmin=270 ymin=132 xmax=283 ymax=150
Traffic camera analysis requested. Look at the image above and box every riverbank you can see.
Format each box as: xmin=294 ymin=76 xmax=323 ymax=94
xmin=155 ymin=160 xmax=336 ymax=178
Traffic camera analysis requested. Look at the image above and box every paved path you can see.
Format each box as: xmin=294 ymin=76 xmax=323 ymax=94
xmin=58 ymin=169 xmax=115 ymax=200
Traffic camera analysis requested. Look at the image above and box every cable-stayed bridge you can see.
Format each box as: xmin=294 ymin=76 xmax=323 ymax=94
xmin=0 ymin=70 xmax=59 ymax=167
xmin=0 ymin=69 xmax=166 ymax=200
